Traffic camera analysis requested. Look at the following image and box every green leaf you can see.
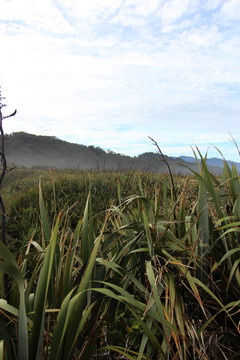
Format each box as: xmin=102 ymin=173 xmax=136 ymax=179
xmin=0 ymin=340 xmax=3 ymax=360
xmin=142 ymin=211 xmax=154 ymax=257
xmin=62 ymin=214 xmax=109 ymax=359
xmin=146 ymin=261 xmax=168 ymax=335
xmin=101 ymin=346 xmax=142 ymax=360
xmin=0 ymin=262 xmax=28 ymax=360
xmin=211 ymin=248 xmax=240 ymax=272
xmin=81 ymin=192 xmax=94 ymax=265
xmin=127 ymin=305 xmax=165 ymax=360
xmin=30 ymin=214 xmax=61 ymax=360
xmin=0 ymin=241 xmax=18 ymax=267
xmin=39 ymin=181 xmax=51 ymax=243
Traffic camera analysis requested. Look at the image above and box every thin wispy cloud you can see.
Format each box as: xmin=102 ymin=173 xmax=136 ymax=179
xmin=0 ymin=0 xmax=239 ymax=160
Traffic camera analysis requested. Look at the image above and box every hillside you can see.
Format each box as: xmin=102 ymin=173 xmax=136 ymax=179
xmin=4 ymin=132 xmax=223 ymax=174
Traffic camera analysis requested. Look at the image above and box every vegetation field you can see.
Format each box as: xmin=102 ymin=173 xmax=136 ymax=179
xmin=0 ymin=158 xmax=240 ymax=359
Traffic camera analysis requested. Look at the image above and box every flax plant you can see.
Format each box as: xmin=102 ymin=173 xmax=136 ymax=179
xmin=91 ymin=152 xmax=240 ymax=359
xmin=0 ymin=184 xmax=109 ymax=359
xmin=0 ymin=147 xmax=239 ymax=359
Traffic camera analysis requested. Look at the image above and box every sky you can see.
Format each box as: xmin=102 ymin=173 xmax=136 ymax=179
xmin=0 ymin=0 xmax=240 ymax=161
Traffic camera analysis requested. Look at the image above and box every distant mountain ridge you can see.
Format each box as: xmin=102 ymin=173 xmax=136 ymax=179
xmin=3 ymin=132 xmax=236 ymax=174
xmin=177 ymin=156 xmax=240 ymax=172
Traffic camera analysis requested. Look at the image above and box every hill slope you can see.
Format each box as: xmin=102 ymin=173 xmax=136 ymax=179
xmin=4 ymin=132 xmax=223 ymax=174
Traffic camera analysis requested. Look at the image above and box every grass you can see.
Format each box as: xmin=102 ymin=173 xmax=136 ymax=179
xmin=0 ymin=155 xmax=239 ymax=359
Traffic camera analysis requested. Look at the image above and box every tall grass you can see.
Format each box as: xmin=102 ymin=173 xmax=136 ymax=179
xmin=0 ymin=156 xmax=239 ymax=359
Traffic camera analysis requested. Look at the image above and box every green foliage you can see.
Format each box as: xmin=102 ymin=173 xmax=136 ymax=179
xmin=5 ymin=170 xmax=175 ymax=250
xmin=0 ymin=157 xmax=240 ymax=359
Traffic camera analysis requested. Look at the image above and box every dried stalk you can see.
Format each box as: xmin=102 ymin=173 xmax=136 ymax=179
xmin=148 ymin=136 xmax=177 ymax=222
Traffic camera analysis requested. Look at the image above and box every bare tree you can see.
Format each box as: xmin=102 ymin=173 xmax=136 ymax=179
xmin=0 ymin=87 xmax=17 ymax=247
xmin=0 ymin=87 xmax=17 ymax=299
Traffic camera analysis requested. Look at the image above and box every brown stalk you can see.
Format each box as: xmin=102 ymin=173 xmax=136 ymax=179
xmin=148 ymin=136 xmax=177 ymax=222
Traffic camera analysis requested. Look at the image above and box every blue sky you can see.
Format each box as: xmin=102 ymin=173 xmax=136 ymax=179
xmin=0 ymin=0 xmax=240 ymax=160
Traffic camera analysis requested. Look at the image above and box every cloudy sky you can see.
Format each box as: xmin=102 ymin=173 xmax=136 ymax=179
xmin=1 ymin=0 xmax=240 ymax=160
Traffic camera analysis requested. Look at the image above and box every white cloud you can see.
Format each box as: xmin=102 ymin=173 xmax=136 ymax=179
xmin=220 ymin=0 xmax=240 ymax=20
xmin=0 ymin=0 xmax=240 ymax=161
xmin=1 ymin=0 xmax=73 ymax=34
xmin=159 ymin=0 xmax=197 ymax=25
xmin=54 ymin=0 xmax=124 ymax=23
xmin=202 ymin=0 xmax=224 ymax=11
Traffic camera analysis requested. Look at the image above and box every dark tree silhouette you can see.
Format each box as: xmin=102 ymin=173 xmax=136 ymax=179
xmin=0 ymin=87 xmax=17 ymax=246
xmin=0 ymin=86 xmax=17 ymax=299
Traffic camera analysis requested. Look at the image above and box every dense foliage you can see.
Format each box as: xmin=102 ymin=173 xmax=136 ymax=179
xmin=4 ymin=170 xmax=185 ymax=249
xmin=0 ymin=157 xmax=240 ymax=359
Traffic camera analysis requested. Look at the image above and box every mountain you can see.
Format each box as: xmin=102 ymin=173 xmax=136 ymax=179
xmin=178 ymin=156 xmax=240 ymax=172
xmin=3 ymin=132 xmax=225 ymax=174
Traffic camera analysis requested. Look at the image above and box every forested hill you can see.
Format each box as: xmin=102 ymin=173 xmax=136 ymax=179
xmin=4 ymin=132 xmax=222 ymax=174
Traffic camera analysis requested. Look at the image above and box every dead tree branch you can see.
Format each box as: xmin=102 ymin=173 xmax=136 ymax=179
xmin=0 ymin=87 xmax=17 ymax=299
xmin=0 ymin=96 xmax=17 ymax=196
xmin=0 ymin=91 xmax=7 ymax=246
xmin=148 ymin=136 xmax=177 ymax=222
